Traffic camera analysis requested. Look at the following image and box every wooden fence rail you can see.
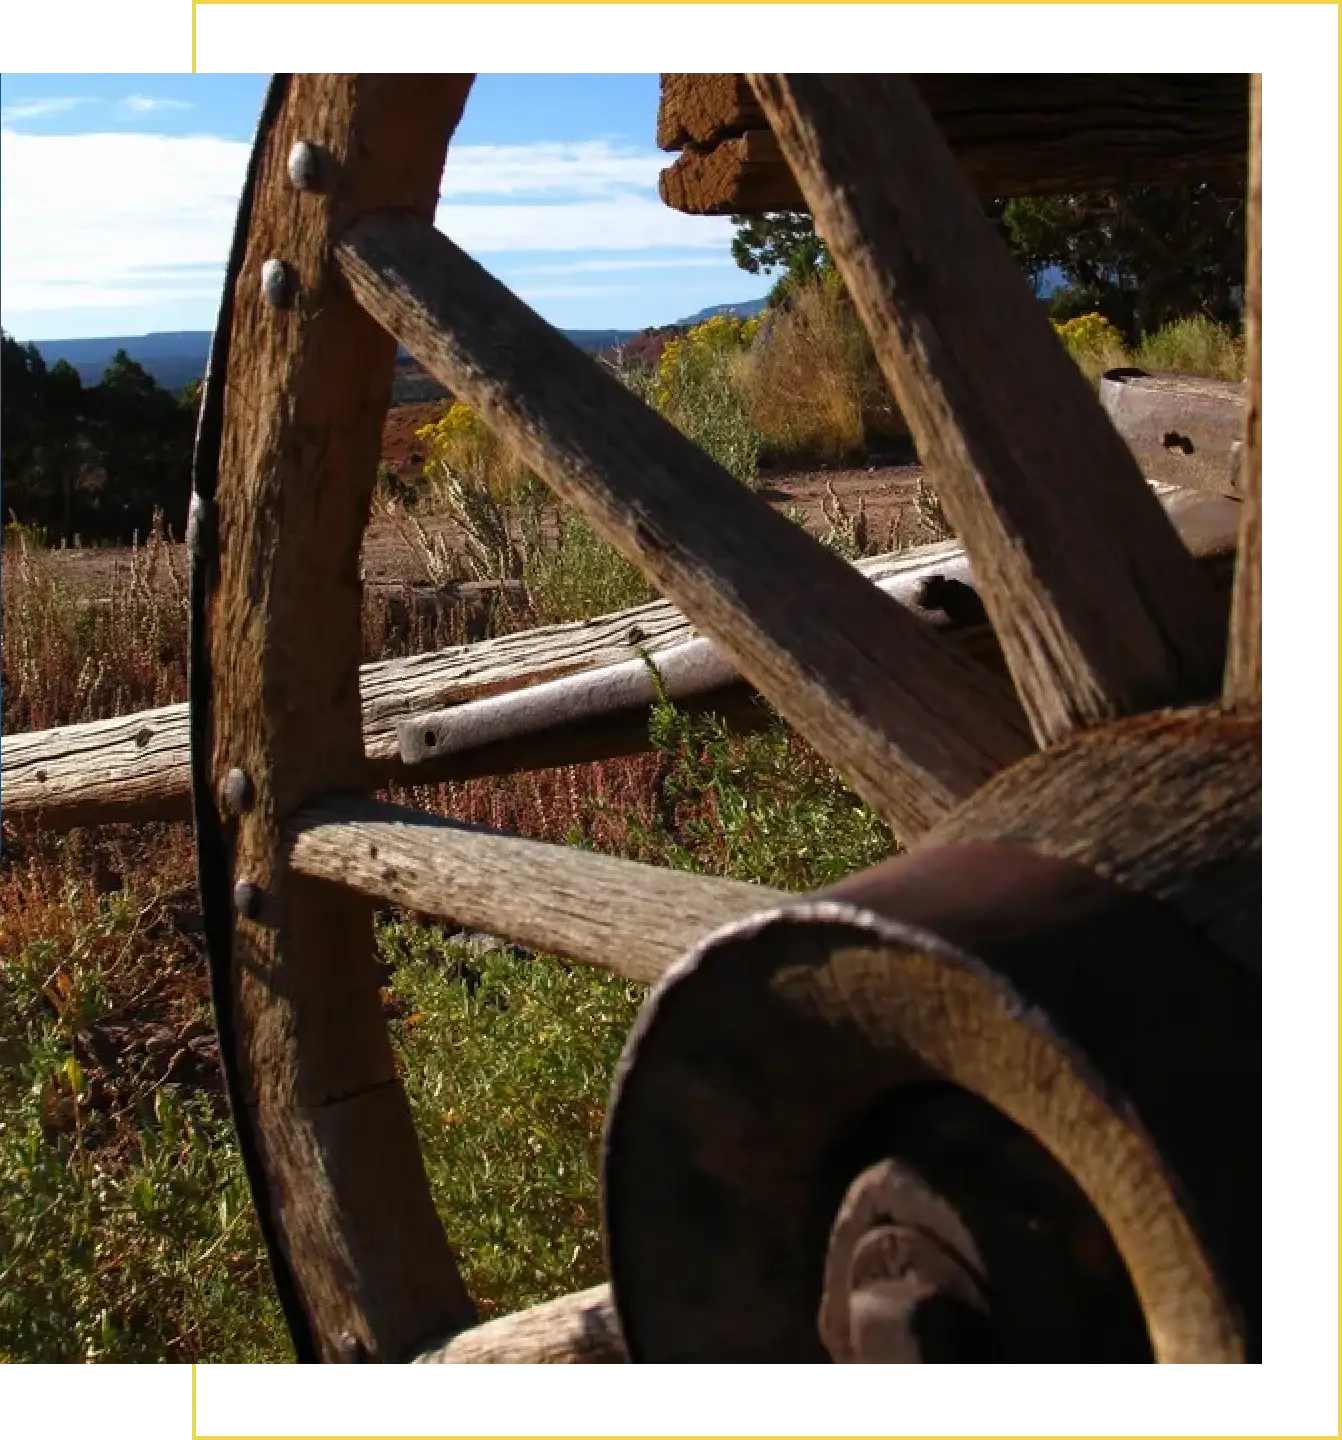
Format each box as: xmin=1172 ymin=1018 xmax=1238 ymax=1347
xmin=1 ymin=483 xmax=1238 ymax=833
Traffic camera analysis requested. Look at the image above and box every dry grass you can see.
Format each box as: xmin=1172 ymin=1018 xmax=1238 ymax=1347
xmin=737 ymin=275 xmax=906 ymax=466
xmin=1 ymin=516 xmax=190 ymax=733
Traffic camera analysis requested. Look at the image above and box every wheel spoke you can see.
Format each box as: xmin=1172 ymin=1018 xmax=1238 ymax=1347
xmin=335 ymin=209 xmax=1033 ymax=845
xmin=749 ymin=74 xmax=1231 ymax=744
xmin=1225 ymin=76 xmax=1262 ymax=712
xmin=287 ymin=795 xmax=786 ymax=986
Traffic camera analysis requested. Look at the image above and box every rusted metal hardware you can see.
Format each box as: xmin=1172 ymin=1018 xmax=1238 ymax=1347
xmin=221 ymin=768 xmax=255 ymax=817
xmin=287 ymin=139 xmax=325 ymax=192
xmin=260 ymin=257 xmax=296 ymax=309
xmin=818 ymin=1160 xmax=990 ymax=1363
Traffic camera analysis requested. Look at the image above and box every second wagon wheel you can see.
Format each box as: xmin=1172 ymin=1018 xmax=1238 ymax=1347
xmin=189 ymin=75 xmax=1261 ymax=1363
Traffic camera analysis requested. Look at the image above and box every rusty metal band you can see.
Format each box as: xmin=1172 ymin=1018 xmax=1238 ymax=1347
xmin=187 ymin=75 xmax=319 ymax=1364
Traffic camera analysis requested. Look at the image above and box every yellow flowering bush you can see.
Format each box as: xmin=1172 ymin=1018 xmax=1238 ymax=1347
xmin=1050 ymin=310 xmax=1131 ymax=382
xmin=1052 ymin=312 xmax=1124 ymax=353
xmin=414 ymin=401 xmax=531 ymax=503
xmin=654 ymin=314 xmax=758 ymax=408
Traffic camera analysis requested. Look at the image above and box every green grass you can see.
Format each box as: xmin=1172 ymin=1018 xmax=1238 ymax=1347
xmin=0 ymin=667 xmax=892 ymax=1359
xmin=381 ymin=931 xmax=642 ymax=1320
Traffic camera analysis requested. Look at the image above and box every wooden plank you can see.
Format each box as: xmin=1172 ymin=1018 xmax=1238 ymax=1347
xmin=657 ymin=74 xmax=1250 ymax=214
xmin=658 ymin=131 xmax=799 ymax=215
xmin=337 ymin=208 xmax=1037 ymax=846
xmin=657 ymin=73 xmax=762 ymax=150
xmin=1 ymin=485 xmax=1240 ymax=832
xmin=1225 ymin=76 xmax=1262 ymax=711
xmin=751 ymin=75 xmax=1230 ymax=746
xmin=1098 ymin=371 xmax=1247 ymax=501
xmin=287 ymin=795 xmax=784 ymax=986
xmin=195 ymin=74 xmax=477 ymax=1364
xmin=414 ymin=1285 xmax=624 ymax=1363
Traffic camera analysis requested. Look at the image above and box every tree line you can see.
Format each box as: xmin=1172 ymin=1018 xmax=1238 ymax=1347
xmin=1 ymin=333 xmax=200 ymax=545
xmin=732 ymin=180 xmax=1246 ymax=341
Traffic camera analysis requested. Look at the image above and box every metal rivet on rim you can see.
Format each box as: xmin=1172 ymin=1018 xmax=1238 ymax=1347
xmin=233 ymin=879 xmax=264 ymax=921
xmin=221 ymin=768 xmax=254 ymax=817
xmin=260 ymin=258 xmax=295 ymax=309
xmin=336 ymin=1333 xmax=363 ymax=1362
xmin=287 ymin=140 xmax=324 ymax=192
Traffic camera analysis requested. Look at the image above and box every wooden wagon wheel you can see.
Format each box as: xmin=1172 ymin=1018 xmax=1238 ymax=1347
xmin=189 ymin=75 xmax=1261 ymax=1364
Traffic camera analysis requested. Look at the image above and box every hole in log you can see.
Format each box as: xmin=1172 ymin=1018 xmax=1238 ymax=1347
xmin=422 ymin=730 xmax=438 ymax=748
xmin=1162 ymin=431 xmax=1196 ymax=455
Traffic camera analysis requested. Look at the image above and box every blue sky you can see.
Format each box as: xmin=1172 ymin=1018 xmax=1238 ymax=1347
xmin=0 ymin=74 xmax=769 ymax=341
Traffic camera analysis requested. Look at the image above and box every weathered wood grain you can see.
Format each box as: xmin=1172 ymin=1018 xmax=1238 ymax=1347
xmin=605 ymin=709 xmax=1259 ymax=1361
xmin=337 ymin=208 xmax=1041 ymax=844
xmin=657 ymin=73 xmax=1249 ymax=213
xmin=924 ymin=707 xmax=1261 ymax=969
xmin=657 ymin=73 xmax=763 ymax=150
xmin=287 ymin=794 xmax=784 ymax=986
xmin=751 ymin=75 xmax=1229 ymax=745
xmin=198 ymin=74 xmax=476 ymax=1364
xmin=1 ymin=485 xmax=1239 ymax=832
xmin=1225 ymin=76 xmax=1262 ymax=712
xmin=414 ymin=1285 xmax=625 ymax=1363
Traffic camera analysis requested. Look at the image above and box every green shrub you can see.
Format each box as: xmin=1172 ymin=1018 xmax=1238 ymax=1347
xmin=1134 ymin=314 xmax=1244 ymax=381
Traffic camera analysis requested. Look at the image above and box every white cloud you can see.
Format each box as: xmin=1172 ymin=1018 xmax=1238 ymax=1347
xmin=513 ymin=283 xmax=642 ymax=302
xmin=437 ymin=195 xmax=732 ymax=254
xmin=442 ymin=140 xmax=661 ymax=198
xmin=0 ymin=96 xmax=94 ymax=124
xmin=508 ymin=256 xmax=729 ymax=276
xmin=122 ymin=95 xmax=195 ymax=114
xmin=1 ymin=129 xmax=247 ymax=315
xmin=0 ymin=128 xmax=735 ymax=324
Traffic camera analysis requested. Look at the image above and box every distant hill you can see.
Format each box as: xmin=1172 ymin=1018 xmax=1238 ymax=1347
xmin=675 ymin=298 xmax=769 ymax=327
xmin=29 ymin=325 xmax=648 ymax=395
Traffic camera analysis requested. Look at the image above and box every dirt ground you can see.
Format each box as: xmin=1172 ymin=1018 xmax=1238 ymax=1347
xmin=27 ymin=401 xmax=928 ymax=595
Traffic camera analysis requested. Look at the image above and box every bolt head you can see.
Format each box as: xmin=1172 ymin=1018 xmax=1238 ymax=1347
xmin=233 ymin=879 xmax=264 ymax=921
xmin=221 ymin=768 xmax=254 ymax=817
xmin=287 ymin=140 xmax=324 ymax=192
xmin=260 ymin=258 xmax=295 ymax=309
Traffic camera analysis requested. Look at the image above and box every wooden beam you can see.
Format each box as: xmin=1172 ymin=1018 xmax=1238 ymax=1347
xmin=1225 ymin=76 xmax=1262 ymax=711
xmin=657 ymin=73 xmax=762 ymax=150
xmin=657 ymin=73 xmax=1250 ymax=215
xmin=1 ymin=485 xmax=1240 ymax=833
xmin=413 ymin=1285 xmax=624 ymax=1363
xmin=336 ymin=208 xmax=1035 ymax=845
xmin=287 ymin=794 xmax=785 ymax=986
xmin=751 ymin=75 xmax=1230 ymax=745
